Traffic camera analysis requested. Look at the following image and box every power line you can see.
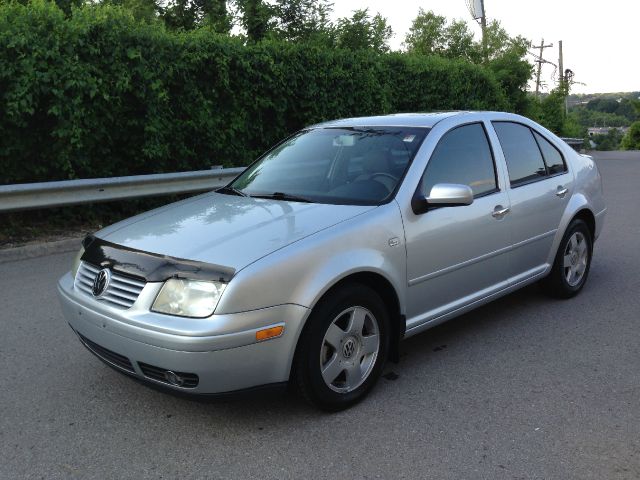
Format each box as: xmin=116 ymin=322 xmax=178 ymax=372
xmin=533 ymin=38 xmax=553 ymax=96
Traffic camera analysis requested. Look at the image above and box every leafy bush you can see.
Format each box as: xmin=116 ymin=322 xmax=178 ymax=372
xmin=592 ymin=129 xmax=624 ymax=151
xmin=621 ymin=122 xmax=640 ymax=150
xmin=0 ymin=0 xmax=508 ymax=184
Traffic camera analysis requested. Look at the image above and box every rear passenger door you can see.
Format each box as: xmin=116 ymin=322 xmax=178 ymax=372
xmin=490 ymin=121 xmax=573 ymax=278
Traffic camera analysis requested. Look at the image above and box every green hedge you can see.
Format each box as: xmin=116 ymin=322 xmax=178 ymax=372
xmin=0 ymin=0 xmax=509 ymax=185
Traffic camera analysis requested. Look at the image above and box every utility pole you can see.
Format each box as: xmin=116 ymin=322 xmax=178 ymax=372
xmin=558 ymin=40 xmax=564 ymax=87
xmin=534 ymin=38 xmax=554 ymax=96
xmin=558 ymin=40 xmax=568 ymax=114
xmin=480 ymin=0 xmax=487 ymax=63
xmin=467 ymin=0 xmax=488 ymax=61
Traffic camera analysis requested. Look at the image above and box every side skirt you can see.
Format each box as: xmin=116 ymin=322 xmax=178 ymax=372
xmin=404 ymin=265 xmax=549 ymax=339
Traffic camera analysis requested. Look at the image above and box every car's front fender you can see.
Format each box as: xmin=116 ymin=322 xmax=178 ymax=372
xmin=215 ymin=202 xmax=407 ymax=316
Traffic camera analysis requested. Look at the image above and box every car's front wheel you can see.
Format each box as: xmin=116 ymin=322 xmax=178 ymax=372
xmin=542 ymin=218 xmax=593 ymax=298
xmin=293 ymin=283 xmax=390 ymax=411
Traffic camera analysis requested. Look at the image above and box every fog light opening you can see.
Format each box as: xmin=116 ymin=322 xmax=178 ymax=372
xmin=164 ymin=370 xmax=185 ymax=387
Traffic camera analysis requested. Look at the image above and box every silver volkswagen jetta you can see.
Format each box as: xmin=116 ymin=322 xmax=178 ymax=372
xmin=58 ymin=112 xmax=606 ymax=410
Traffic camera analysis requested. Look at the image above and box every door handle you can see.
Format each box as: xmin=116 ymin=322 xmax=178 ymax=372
xmin=492 ymin=206 xmax=510 ymax=219
xmin=556 ymin=186 xmax=569 ymax=198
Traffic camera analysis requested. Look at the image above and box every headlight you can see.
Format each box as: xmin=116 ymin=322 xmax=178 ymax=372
xmin=71 ymin=246 xmax=85 ymax=279
xmin=151 ymin=279 xmax=227 ymax=318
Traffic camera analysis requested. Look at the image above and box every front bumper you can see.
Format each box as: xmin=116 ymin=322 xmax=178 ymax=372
xmin=57 ymin=273 xmax=310 ymax=394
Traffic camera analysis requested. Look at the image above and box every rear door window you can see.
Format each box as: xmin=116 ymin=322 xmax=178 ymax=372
xmin=492 ymin=122 xmax=548 ymax=186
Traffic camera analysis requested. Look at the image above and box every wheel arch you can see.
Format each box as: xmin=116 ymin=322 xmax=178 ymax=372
xmin=572 ymin=208 xmax=596 ymax=240
xmin=300 ymin=270 xmax=405 ymax=367
xmin=546 ymin=194 xmax=597 ymax=267
xmin=540 ymin=207 xmax=595 ymax=298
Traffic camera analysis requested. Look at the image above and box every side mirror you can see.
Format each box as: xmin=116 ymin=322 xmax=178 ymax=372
xmin=412 ymin=183 xmax=474 ymax=214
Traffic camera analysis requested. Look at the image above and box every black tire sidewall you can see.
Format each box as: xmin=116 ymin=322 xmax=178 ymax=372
xmin=295 ymin=283 xmax=390 ymax=410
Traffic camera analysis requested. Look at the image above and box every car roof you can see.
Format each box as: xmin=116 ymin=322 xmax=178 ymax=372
xmin=308 ymin=112 xmax=466 ymax=129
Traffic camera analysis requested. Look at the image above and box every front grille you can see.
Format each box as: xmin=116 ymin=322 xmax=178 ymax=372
xmin=77 ymin=332 xmax=135 ymax=373
xmin=138 ymin=362 xmax=199 ymax=388
xmin=75 ymin=261 xmax=146 ymax=309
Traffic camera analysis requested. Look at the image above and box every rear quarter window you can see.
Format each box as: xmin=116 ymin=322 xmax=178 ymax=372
xmin=533 ymin=131 xmax=567 ymax=175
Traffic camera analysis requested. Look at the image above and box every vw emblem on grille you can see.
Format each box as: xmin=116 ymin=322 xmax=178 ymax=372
xmin=92 ymin=268 xmax=111 ymax=297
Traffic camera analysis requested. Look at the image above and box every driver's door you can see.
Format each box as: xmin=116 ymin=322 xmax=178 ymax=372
xmin=403 ymin=122 xmax=513 ymax=330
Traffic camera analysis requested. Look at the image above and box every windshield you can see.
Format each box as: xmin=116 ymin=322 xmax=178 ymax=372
xmin=228 ymin=127 xmax=429 ymax=205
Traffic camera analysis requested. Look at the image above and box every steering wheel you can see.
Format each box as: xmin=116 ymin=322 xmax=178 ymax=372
xmin=370 ymin=173 xmax=398 ymax=182
xmin=370 ymin=172 xmax=399 ymax=192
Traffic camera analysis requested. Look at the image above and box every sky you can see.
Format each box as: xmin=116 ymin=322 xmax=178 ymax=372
xmin=331 ymin=0 xmax=639 ymax=94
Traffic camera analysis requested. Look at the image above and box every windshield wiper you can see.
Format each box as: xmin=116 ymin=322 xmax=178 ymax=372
xmin=252 ymin=192 xmax=314 ymax=203
xmin=216 ymin=186 xmax=248 ymax=197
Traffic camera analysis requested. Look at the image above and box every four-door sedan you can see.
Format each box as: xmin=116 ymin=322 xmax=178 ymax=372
xmin=58 ymin=112 xmax=606 ymax=410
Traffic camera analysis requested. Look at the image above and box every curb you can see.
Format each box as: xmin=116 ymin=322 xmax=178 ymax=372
xmin=0 ymin=237 xmax=82 ymax=264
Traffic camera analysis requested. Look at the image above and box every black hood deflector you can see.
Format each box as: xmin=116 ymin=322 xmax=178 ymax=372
xmin=81 ymin=235 xmax=234 ymax=283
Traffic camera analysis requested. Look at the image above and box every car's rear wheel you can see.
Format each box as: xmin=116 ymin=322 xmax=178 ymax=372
xmin=293 ymin=283 xmax=389 ymax=411
xmin=541 ymin=219 xmax=593 ymax=298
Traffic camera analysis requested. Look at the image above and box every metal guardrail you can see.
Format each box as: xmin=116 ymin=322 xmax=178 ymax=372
xmin=0 ymin=136 xmax=587 ymax=213
xmin=0 ymin=167 xmax=245 ymax=213
xmin=561 ymin=137 xmax=584 ymax=151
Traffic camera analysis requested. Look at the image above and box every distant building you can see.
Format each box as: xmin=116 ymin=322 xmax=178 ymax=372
xmin=587 ymin=126 xmax=628 ymax=137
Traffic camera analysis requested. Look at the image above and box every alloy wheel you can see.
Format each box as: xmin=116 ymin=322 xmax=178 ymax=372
xmin=563 ymin=231 xmax=589 ymax=287
xmin=319 ymin=306 xmax=380 ymax=393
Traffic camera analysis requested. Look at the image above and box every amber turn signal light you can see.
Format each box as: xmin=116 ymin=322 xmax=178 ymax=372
xmin=256 ymin=325 xmax=284 ymax=342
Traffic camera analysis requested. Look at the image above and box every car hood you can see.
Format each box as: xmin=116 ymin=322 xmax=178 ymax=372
xmin=96 ymin=192 xmax=375 ymax=273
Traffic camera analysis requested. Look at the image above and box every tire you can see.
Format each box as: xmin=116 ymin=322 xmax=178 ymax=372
xmin=541 ymin=219 xmax=593 ymax=298
xmin=293 ymin=283 xmax=390 ymax=411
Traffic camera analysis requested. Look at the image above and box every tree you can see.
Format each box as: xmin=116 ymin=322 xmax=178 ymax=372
xmin=161 ymin=0 xmax=231 ymax=31
xmin=586 ymin=97 xmax=619 ymax=114
xmin=615 ymin=98 xmax=640 ymax=122
xmin=405 ymin=12 xmax=530 ymax=63
xmin=593 ymin=128 xmax=624 ymax=151
xmin=483 ymin=22 xmax=531 ymax=114
xmin=206 ymin=0 xmax=232 ymax=33
xmin=569 ymin=107 xmax=629 ymax=128
xmin=404 ymin=9 xmax=448 ymax=57
xmin=271 ymin=0 xmax=333 ymax=43
xmin=55 ymin=0 xmax=84 ymax=15
xmin=538 ymin=89 xmax=565 ymax=134
xmin=404 ymin=10 xmax=532 ymax=113
xmin=106 ymin=0 xmax=158 ymax=23
xmin=580 ymin=95 xmax=640 ymax=124
xmin=235 ymin=0 xmax=274 ymax=42
xmin=482 ymin=20 xmax=528 ymax=60
xmin=334 ymin=8 xmax=392 ymax=53
xmin=621 ymin=100 xmax=640 ymax=150
xmin=444 ymin=19 xmax=475 ymax=60
xmin=1 ymin=0 xmax=84 ymax=16
xmin=561 ymin=113 xmax=585 ymax=138
xmin=620 ymin=122 xmax=640 ymax=150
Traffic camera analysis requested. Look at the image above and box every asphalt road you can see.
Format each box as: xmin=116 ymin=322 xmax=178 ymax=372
xmin=1 ymin=152 xmax=639 ymax=480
